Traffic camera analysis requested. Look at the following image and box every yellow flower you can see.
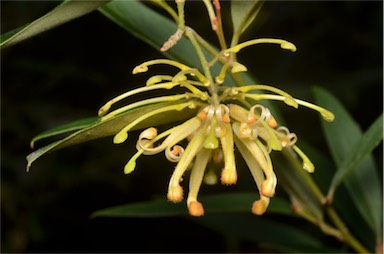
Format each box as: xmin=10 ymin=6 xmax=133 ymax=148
xmin=97 ymin=37 xmax=334 ymax=216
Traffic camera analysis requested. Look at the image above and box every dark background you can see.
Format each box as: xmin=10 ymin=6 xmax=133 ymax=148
xmin=1 ymin=1 xmax=382 ymax=253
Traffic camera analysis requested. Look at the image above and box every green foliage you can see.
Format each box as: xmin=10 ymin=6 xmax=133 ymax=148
xmin=0 ymin=0 xmax=110 ymax=47
xmin=92 ymin=192 xmax=294 ymax=218
xmin=314 ymin=87 xmax=383 ymax=241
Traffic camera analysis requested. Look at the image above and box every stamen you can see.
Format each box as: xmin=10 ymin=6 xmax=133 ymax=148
xmin=101 ymin=94 xmax=188 ymax=121
xmin=268 ymin=116 xmax=278 ymax=128
xmin=239 ymin=122 xmax=252 ymax=139
xmin=233 ymin=130 xmax=271 ymax=214
xmin=136 ymin=127 xmax=158 ymax=150
xmin=255 ymin=139 xmax=277 ymax=197
xmin=113 ymin=101 xmax=196 ymax=144
xmin=179 ymin=81 xmax=209 ymax=100
xmin=276 ymin=126 xmax=297 ymax=147
xmin=125 ymin=127 xmax=175 ymax=174
xmin=244 ymin=94 xmax=335 ymax=122
xmin=167 ymin=126 xmax=206 ymax=202
xmin=237 ymin=85 xmax=298 ymax=108
xmin=173 ymin=69 xmax=208 ymax=85
xmin=225 ymin=38 xmax=297 ymax=54
xmin=216 ymin=104 xmax=231 ymax=124
xmin=165 ymin=145 xmax=185 ymax=162
xmin=187 ymin=148 xmax=211 ymax=216
xmin=132 ymin=59 xmax=190 ymax=74
xmin=247 ymin=105 xmax=271 ymax=125
xmin=252 ymin=196 xmax=270 ymax=215
xmin=98 ymin=83 xmax=179 ymax=116
xmin=146 ymin=75 xmax=173 ymax=86
xmin=144 ymin=117 xmax=202 ymax=155
xmin=220 ymin=123 xmax=237 ymax=185
xmin=215 ymin=62 xmax=230 ymax=85
xmin=233 ymin=123 xmax=277 ymax=197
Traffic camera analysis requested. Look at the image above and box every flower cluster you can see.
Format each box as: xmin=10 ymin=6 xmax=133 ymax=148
xmin=97 ymin=36 xmax=334 ymax=216
xmin=93 ymin=0 xmax=336 ymax=217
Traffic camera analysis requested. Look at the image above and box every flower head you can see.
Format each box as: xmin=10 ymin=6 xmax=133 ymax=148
xmin=94 ymin=0 xmax=334 ymax=216
xmin=98 ymin=40 xmax=334 ymax=216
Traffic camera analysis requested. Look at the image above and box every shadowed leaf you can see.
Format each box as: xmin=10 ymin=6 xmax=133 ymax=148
xmin=1 ymin=0 xmax=110 ymax=48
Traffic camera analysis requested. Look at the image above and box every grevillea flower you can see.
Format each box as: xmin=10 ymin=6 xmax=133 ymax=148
xmin=97 ymin=36 xmax=335 ymax=216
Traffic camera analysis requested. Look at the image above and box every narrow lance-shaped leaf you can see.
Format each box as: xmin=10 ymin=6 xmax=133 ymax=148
xmin=313 ymin=86 xmax=382 ymax=238
xmin=196 ymin=214 xmax=335 ymax=253
xmin=92 ymin=192 xmax=294 ymax=218
xmin=27 ymin=100 xmax=197 ymax=170
xmin=30 ymin=117 xmax=99 ymax=149
xmin=1 ymin=0 xmax=110 ymax=48
xmin=327 ymin=114 xmax=383 ymax=201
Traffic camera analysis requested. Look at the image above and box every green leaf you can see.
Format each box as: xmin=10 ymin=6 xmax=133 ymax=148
xmin=30 ymin=117 xmax=99 ymax=149
xmin=327 ymin=114 xmax=383 ymax=199
xmin=230 ymin=0 xmax=263 ymax=46
xmin=196 ymin=214 xmax=334 ymax=253
xmin=313 ymin=86 xmax=382 ymax=237
xmin=1 ymin=0 xmax=110 ymax=48
xmin=92 ymin=192 xmax=294 ymax=218
xmin=27 ymin=100 xmax=197 ymax=170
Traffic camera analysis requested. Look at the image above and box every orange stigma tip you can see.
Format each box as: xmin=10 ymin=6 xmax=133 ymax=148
xmin=268 ymin=118 xmax=278 ymax=128
xmin=261 ymin=180 xmax=276 ymax=197
xmin=252 ymin=199 xmax=268 ymax=215
xmin=222 ymin=114 xmax=231 ymax=124
xmin=167 ymin=185 xmax=183 ymax=203
xmin=188 ymin=201 xmax=204 ymax=217
xmin=198 ymin=111 xmax=207 ymax=121
xmin=221 ymin=168 xmax=238 ymax=185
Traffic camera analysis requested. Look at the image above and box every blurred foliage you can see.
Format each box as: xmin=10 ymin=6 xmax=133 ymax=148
xmin=1 ymin=1 xmax=382 ymax=253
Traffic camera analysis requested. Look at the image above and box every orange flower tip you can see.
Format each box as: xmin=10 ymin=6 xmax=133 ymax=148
xmin=221 ymin=168 xmax=238 ymax=185
xmin=113 ymin=132 xmax=128 ymax=144
xmin=246 ymin=115 xmax=256 ymax=124
xmin=268 ymin=117 xmax=278 ymax=128
xmin=222 ymin=114 xmax=231 ymax=124
xmin=261 ymin=180 xmax=276 ymax=197
xmin=198 ymin=111 xmax=207 ymax=121
xmin=188 ymin=201 xmax=205 ymax=217
xmin=252 ymin=198 xmax=269 ymax=215
xmin=167 ymin=185 xmax=184 ymax=203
